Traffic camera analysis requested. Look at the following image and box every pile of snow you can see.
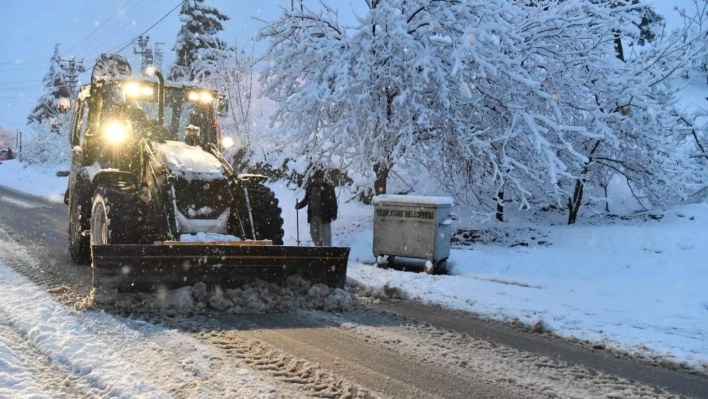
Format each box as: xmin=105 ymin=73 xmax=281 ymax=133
xmin=104 ymin=276 xmax=352 ymax=316
xmin=153 ymin=141 xmax=224 ymax=181
xmin=179 ymin=232 xmax=241 ymax=242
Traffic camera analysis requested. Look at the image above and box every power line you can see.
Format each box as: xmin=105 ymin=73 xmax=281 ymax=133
xmin=0 ymin=59 xmax=50 ymax=67
xmin=0 ymin=0 xmax=139 ymax=67
xmin=114 ymin=0 xmax=184 ymax=54
xmin=0 ymin=65 xmax=51 ymax=73
xmin=77 ymin=0 xmax=156 ymax=60
xmin=60 ymin=0 xmax=139 ymax=58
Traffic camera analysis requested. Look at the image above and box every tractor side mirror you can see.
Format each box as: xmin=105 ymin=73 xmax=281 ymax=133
xmin=217 ymin=98 xmax=229 ymax=118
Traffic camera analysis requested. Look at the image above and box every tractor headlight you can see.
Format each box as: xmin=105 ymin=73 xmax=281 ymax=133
xmin=221 ymin=137 xmax=235 ymax=148
xmin=104 ymin=121 xmax=130 ymax=143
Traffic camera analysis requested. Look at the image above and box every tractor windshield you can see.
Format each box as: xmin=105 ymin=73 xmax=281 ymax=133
xmin=101 ymin=82 xmax=216 ymax=145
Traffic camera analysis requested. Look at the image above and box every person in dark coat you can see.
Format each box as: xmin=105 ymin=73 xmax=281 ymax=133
xmin=295 ymin=170 xmax=338 ymax=246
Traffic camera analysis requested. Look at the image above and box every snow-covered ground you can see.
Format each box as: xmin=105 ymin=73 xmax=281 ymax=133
xmin=0 ymin=260 xmax=304 ymax=398
xmin=1 ymin=143 xmax=708 ymax=375
xmin=280 ymin=182 xmax=708 ymax=373
xmin=0 ymin=158 xmax=68 ymax=203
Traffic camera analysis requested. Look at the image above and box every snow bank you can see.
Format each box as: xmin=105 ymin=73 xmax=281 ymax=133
xmin=372 ymin=194 xmax=453 ymax=206
xmin=0 ymin=263 xmax=170 ymax=398
xmin=0 ymin=160 xmax=67 ymax=203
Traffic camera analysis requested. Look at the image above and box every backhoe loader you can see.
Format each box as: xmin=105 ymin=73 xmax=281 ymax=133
xmin=65 ymin=54 xmax=348 ymax=299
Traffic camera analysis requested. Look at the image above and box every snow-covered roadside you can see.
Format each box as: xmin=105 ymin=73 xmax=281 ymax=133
xmin=344 ymin=209 xmax=708 ymax=372
xmin=0 ymin=258 xmax=304 ymax=398
xmin=267 ymin=182 xmax=708 ymax=373
xmin=0 ymin=159 xmax=68 ymax=203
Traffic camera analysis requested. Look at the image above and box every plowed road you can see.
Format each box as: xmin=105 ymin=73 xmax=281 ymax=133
xmin=0 ymin=185 xmax=706 ymax=398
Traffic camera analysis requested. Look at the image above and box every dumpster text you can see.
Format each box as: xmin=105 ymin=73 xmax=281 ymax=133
xmin=376 ymin=208 xmax=435 ymax=220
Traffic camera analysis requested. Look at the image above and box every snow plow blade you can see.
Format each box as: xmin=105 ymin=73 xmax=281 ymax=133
xmin=91 ymin=243 xmax=350 ymax=293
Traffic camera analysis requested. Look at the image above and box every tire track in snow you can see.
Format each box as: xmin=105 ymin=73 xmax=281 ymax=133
xmin=0 ymin=315 xmax=98 ymax=399
xmin=158 ymin=313 xmax=525 ymax=399
xmin=0 ymin=262 xmax=172 ymax=399
xmin=325 ymin=307 xmax=696 ymax=399
xmin=152 ymin=315 xmax=383 ymax=399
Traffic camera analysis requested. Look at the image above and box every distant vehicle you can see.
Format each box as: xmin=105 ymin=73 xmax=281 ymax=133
xmin=0 ymin=148 xmax=14 ymax=161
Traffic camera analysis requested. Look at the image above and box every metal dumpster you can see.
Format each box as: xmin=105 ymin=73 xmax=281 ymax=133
xmin=372 ymin=194 xmax=453 ymax=274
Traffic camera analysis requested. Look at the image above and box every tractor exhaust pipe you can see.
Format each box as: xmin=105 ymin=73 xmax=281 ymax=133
xmin=146 ymin=67 xmax=165 ymax=139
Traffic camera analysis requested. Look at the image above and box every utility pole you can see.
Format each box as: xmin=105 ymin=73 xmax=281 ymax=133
xmin=16 ymin=129 xmax=21 ymax=158
xmin=153 ymin=42 xmax=164 ymax=73
xmin=58 ymin=58 xmax=85 ymax=97
xmin=134 ymin=35 xmax=154 ymax=76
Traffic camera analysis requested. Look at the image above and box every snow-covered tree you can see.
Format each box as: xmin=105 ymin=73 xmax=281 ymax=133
xmin=633 ymin=0 xmax=664 ymax=46
xmin=169 ymin=0 xmax=229 ymax=82
xmin=258 ymin=0 xmax=498 ymax=200
xmin=27 ymin=44 xmax=73 ymax=131
xmin=258 ymin=0 xmax=707 ymax=219
xmin=0 ymin=127 xmax=13 ymax=149
xmin=430 ymin=0 xmax=707 ymax=223
xmin=195 ymin=43 xmax=256 ymax=153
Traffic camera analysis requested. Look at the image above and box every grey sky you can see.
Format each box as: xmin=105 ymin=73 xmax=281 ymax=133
xmin=0 ymin=0 xmax=363 ymax=132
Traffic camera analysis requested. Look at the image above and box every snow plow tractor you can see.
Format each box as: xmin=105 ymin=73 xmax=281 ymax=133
xmin=65 ymin=54 xmax=349 ymax=299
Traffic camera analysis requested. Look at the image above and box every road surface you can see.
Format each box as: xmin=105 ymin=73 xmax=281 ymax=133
xmin=0 ymin=185 xmax=706 ymax=398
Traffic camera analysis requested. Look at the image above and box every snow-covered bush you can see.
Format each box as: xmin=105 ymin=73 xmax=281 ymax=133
xmin=21 ymin=119 xmax=71 ymax=167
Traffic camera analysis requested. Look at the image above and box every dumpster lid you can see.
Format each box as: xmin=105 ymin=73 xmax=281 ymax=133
xmin=372 ymin=194 xmax=453 ymax=207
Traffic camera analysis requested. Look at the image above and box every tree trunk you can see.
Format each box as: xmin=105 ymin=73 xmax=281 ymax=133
xmin=567 ymin=140 xmax=601 ymax=224
xmin=373 ymin=162 xmax=389 ymax=196
xmin=603 ymin=184 xmax=610 ymax=213
xmin=495 ymin=189 xmax=504 ymax=222
xmin=614 ymin=36 xmax=625 ymax=62
xmin=567 ymin=178 xmax=584 ymax=225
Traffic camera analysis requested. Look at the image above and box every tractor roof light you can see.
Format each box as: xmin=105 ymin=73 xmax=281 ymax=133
xmin=200 ymin=92 xmax=214 ymax=103
xmin=123 ymin=82 xmax=141 ymax=97
xmin=188 ymin=91 xmax=215 ymax=103
xmin=123 ymin=82 xmax=154 ymax=98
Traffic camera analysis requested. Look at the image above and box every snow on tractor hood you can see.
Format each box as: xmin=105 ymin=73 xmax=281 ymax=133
xmin=153 ymin=141 xmax=225 ymax=182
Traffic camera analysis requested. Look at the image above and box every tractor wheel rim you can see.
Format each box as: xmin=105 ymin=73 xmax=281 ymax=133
xmin=93 ymin=203 xmax=107 ymax=246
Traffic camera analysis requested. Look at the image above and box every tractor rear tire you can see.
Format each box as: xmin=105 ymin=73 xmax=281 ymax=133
xmin=90 ymin=183 xmax=142 ymax=301
xmin=232 ymin=183 xmax=285 ymax=245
